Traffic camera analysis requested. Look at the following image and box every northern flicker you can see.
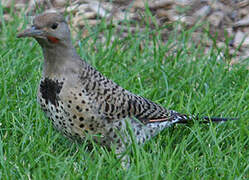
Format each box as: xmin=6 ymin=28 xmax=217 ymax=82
xmin=17 ymin=12 xmax=236 ymax=155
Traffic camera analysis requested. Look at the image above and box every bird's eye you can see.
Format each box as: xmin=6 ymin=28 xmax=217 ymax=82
xmin=51 ymin=23 xmax=58 ymax=30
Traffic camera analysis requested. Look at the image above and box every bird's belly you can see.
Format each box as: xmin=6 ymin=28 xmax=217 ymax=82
xmin=37 ymin=96 xmax=77 ymax=138
xmin=37 ymin=84 xmax=106 ymax=141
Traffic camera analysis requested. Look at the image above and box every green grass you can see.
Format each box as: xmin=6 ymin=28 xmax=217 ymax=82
xmin=0 ymin=6 xmax=249 ymax=180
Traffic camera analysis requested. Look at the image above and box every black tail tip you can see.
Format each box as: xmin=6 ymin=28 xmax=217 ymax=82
xmin=203 ymin=116 xmax=239 ymax=123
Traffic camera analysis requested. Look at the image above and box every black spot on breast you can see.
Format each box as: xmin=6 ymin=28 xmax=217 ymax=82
xmin=40 ymin=78 xmax=63 ymax=106
xmin=76 ymin=105 xmax=82 ymax=112
xmin=92 ymin=81 xmax=97 ymax=90
xmin=105 ymin=103 xmax=109 ymax=112
xmin=110 ymin=104 xmax=115 ymax=113
xmin=85 ymin=82 xmax=90 ymax=91
xmin=104 ymin=89 xmax=109 ymax=94
xmin=117 ymin=113 xmax=121 ymax=119
xmin=105 ymin=94 xmax=111 ymax=101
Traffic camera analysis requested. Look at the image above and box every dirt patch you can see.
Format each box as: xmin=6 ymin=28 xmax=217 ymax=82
xmin=2 ymin=0 xmax=249 ymax=66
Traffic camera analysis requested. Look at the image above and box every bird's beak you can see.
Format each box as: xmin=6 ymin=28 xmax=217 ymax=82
xmin=17 ymin=26 xmax=44 ymax=38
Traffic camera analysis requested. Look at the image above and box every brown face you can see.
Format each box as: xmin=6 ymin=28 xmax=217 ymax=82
xmin=17 ymin=12 xmax=66 ymax=44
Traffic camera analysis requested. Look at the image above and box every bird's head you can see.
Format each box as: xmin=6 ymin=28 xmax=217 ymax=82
xmin=17 ymin=12 xmax=71 ymax=46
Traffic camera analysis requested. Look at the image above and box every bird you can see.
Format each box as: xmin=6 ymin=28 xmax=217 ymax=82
xmin=17 ymin=11 xmax=236 ymax=157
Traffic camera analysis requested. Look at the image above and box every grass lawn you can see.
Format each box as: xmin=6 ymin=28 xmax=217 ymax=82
xmin=0 ymin=6 xmax=249 ymax=180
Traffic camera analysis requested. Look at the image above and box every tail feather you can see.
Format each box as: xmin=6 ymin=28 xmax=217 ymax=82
xmin=146 ymin=111 xmax=238 ymax=124
xmin=176 ymin=115 xmax=238 ymax=124
xmin=202 ymin=116 xmax=239 ymax=123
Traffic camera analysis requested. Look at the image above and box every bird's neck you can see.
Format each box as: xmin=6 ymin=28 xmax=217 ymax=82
xmin=41 ymin=43 xmax=79 ymax=78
